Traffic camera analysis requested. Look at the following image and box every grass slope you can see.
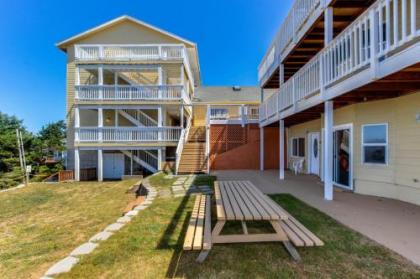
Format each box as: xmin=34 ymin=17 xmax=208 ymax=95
xmin=59 ymin=183 xmax=420 ymax=278
xmin=0 ymin=180 xmax=137 ymax=278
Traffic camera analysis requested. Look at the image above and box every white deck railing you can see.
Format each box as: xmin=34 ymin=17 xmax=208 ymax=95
xmin=208 ymin=105 xmax=260 ymax=124
xmin=75 ymin=127 xmax=182 ymax=143
xmin=75 ymin=85 xmax=189 ymax=102
xmin=175 ymin=117 xmax=192 ymax=174
xmin=260 ymin=0 xmax=420 ymax=123
xmin=75 ymin=44 xmax=195 ymax=87
xmin=258 ymin=0 xmax=322 ymax=82
xmin=75 ymin=44 xmax=185 ymax=61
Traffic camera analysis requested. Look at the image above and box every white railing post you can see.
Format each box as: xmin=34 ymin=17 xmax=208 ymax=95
xmin=74 ymin=106 xmax=80 ymax=143
xmin=324 ymin=7 xmax=334 ymax=44
xmin=158 ymin=66 xmax=163 ymax=99
xmin=411 ymin=0 xmax=417 ymax=37
xmin=241 ymin=105 xmax=246 ymax=127
xmin=370 ymin=9 xmax=379 ymax=79
xmin=98 ymin=46 xmax=104 ymax=60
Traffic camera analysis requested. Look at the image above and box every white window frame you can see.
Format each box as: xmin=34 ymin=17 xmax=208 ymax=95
xmin=290 ymin=137 xmax=305 ymax=158
xmin=361 ymin=123 xmax=389 ymax=165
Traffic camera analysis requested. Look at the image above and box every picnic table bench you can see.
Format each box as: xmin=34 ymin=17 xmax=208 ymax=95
xmin=184 ymin=180 xmax=323 ymax=262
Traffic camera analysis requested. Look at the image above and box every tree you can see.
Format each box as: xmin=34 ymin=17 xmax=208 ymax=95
xmin=37 ymin=120 xmax=66 ymax=155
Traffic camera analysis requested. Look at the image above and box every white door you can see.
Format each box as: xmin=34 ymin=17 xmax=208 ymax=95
xmin=309 ymin=132 xmax=320 ymax=175
xmin=103 ymin=153 xmax=124 ymax=179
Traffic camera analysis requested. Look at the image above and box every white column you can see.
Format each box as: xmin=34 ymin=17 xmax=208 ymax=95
xmin=98 ymin=66 xmax=103 ymax=100
xmin=180 ymin=106 xmax=184 ymax=128
xmin=115 ymin=110 xmax=118 ymax=127
xmin=279 ymin=120 xmax=285 ymax=180
xmin=260 ymin=127 xmax=264 ymax=171
xmin=324 ymin=7 xmax=334 ymax=45
xmin=97 ymin=149 xmax=103 ymax=182
xmin=74 ymin=148 xmax=80 ymax=182
xmin=279 ymin=64 xmax=285 ymax=85
xmin=130 ymin=150 xmax=133 ymax=176
xmin=98 ymin=107 xmax=103 ymax=142
xmin=74 ymin=107 xmax=80 ymax=142
xmin=324 ymin=101 xmax=333 ymax=201
xmin=241 ymin=105 xmax=246 ymax=127
xmin=158 ymin=66 xmax=163 ymax=99
xmin=158 ymin=148 xmax=162 ymax=171
xmin=370 ymin=9 xmax=379 ymax=79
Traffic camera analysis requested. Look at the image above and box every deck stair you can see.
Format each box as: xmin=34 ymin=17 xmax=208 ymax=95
xmin=178 ymin=126 xmax=207 ymax=174
xmin=121 ymin=150 xmax=158 ymax=173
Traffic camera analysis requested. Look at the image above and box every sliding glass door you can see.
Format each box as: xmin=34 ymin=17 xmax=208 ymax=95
xmin=333 ymin=125 xmax=353 ymax=190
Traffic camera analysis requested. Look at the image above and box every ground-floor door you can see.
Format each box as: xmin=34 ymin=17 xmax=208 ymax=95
xmin=309 ymin=132 xmax=320 ymax=176
xmin=333 ymin=124 xmax=353 ymax=190
xmin=103 ymin=153 xmax=124 ymax=179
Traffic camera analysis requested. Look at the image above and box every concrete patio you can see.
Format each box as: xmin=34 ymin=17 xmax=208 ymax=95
xmin=213 ymin=170 xmax=420 ymax=266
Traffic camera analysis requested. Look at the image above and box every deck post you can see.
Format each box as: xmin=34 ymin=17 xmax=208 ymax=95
xmin=98 ymin=107 xmax=103 ymax=142
xmin=279 ymin=119 xmax=285 ymax=180
xmin=323 ymin=101 xmax=333 ymax=200
xmin=279 ymin=64 xmax=285 ymax=85
xmin=158 ymin=148 xmax=162 ymax=171
xmin=74 ymin=148 xmax=80 ymax=182
xmin=324 ymin=7 xmax=333 ymax=45
xmin=97 ymin=149 xmax=103 ymax=182
xmin=260 ymin=127 xmax=264 ymax=171
xmin=180 ymin=106 xmax=184 ymax=128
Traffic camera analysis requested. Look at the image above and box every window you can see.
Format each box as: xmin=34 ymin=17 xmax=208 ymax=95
xmin=210 ymin=108 xmax=228 ymax=119
xmin=291 ymin=138 xmax=305 ymax=157
xmin=362 ymin=124 xmax=388 ymax=165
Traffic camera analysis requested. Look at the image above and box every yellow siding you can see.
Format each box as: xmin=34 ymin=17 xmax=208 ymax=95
xmin=287 ymin=92 xmax=420 ymax=206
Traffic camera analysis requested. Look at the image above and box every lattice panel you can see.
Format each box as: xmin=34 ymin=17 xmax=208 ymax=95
xmin=210 ymin=125 xmax=248 ymax=155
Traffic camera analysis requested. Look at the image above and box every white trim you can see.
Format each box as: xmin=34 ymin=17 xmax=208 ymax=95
xmin=57 ymin=15 xmax=196 ymax=49
xmin=333 ymin=123 xmax=354 ymax=191
xmin=361 ymin=123 xmax=389 ymax=166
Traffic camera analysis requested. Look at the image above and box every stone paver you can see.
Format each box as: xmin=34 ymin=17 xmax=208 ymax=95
xmin=89 ymin=231 xmax=113 ymax=242
xmin=126 ymin=210 xmax=139 ymax=216
xmin=105 ymin=223 xmax=125 ymax=232
xmin=45 ymin=256 xmax=79 ymax=276
xmin=70 ymin=242 xmax=98 ymax=256
xmin=117 ymin=216 xmax=132 ymax=223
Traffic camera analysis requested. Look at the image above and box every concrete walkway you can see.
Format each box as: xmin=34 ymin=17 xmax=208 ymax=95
xmin=213 ymin=170 xmax=420 ymax=266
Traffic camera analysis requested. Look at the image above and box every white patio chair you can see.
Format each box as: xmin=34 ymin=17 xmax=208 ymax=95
xmin=291 ymin=158 xmax=305 ymax=175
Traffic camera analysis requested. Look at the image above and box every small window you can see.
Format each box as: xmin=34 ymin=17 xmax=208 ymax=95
xmin=362 ymin=124 xmax=388 ymax=165
xmin=291 ymin=138 xmax=305 ymax=157
xmin=210 ymin=108 xmax=228 ymax=119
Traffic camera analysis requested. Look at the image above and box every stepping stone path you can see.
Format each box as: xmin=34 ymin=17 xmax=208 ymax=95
xmin=42 ymin=179 xmax=157 ymax=278
xmin=170 ymin=175 xmax=214 ymax=197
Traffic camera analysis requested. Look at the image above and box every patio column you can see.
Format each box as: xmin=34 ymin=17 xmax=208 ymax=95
xmin=324 ymin=101 xmax=334 ymax=201
xmin=74 ymin=148 xmax=80 ymax=182
xmin=158 ymin=148 xmax=162 ymax=171
xmin=98 ymin=107 xmax=103 ymax=142
xmin=279 ymin=120 xmax=285 ymax=180
xmin=180 ymin=106 xmax=184 ymax=128
xmin=260 ymin=127 xmax=264 ymax=171
xmin=97 ymin=149 xmax=103 ymax=182
xmin=324 ymin=7 xmax=333 ymax=45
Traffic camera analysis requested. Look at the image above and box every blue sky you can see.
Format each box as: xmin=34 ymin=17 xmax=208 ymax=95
xmin=0 ymin=0 xmax=292 ymax=132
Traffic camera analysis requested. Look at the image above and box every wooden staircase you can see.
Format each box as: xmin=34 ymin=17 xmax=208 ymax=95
xmin=178 ymin=126 xmax=207 ymax=174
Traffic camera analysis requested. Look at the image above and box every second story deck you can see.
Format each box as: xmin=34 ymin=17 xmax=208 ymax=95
xmin=260 ymin=0 xmax=420 ymax=126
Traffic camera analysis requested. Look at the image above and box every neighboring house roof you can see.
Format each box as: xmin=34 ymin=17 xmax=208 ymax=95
xmin=193 ymin=86 xmax=261 ymax=104
xmin=56 ymin=15 xmax=196 ymax=50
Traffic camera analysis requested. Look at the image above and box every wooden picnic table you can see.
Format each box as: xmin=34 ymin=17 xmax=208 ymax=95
xmin=212 ymin=180 xmax=301 ymax=260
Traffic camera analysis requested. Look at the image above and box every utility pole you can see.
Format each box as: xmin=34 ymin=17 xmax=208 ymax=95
xmin=16 ymin=129 xmax=29 ymax=186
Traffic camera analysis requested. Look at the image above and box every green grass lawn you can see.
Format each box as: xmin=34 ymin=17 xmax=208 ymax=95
xmin=57 ymin=176 xmax=420 ymax=279
xmin=0 ymin=180 xmax=137 ymax=279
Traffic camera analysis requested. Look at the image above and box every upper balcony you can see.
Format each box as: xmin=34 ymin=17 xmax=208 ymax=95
xmin=260 ymin=0 xmax=420 ymax=126
xmin=74 ymin=44 xmax=195 ymax=87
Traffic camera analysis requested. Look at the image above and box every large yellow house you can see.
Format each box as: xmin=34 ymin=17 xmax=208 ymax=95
xmin=58 ymin=0 xmax=420 ymax=208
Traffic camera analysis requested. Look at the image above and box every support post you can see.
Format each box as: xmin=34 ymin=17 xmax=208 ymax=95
xmin=323 ymin=101 xmax=333 ymax=201
xmin=74 ymin=106 xmax=80 ymax=142
xmin=279 ymin=120 xmax=285 ymax=180
xmin=180 ymin=106 xmax=184 ymax=128
xmin=279 ymin=64 xmax=285 ymax=85
xmin=98 ymin=66 xmax=103 ymax=100
xmin=260 ymin=127 xmax=264 ymax=171
xmin=98 ymin=107 xmax=103 ymax=142
xmin=158 ymin=148 xmax=162 ymax=171
xmin=324 ymin=7 xmax=334 ymax=45
xmin=97 ymin=149 xmax=103 ymax=182
xmin=75 ymin=148 xmax=80 ymax=182
xmin=158 ymin=66 xmax=163 ymax=99
xmin=130 ymin=150 xmax=133 ymax=176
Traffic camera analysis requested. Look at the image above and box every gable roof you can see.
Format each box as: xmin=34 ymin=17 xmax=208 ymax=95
xmin=56 ymin=15 xmax=196 ymax=51
xmin=194 ymin=86 xmax=261 ymax=104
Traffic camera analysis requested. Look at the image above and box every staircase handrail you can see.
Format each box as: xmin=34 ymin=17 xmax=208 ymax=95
xmin=175 ymin=117 xmax=192 ymax=174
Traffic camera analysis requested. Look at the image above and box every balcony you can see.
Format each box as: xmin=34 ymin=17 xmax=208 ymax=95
xmin=75 ymin=85 xmax=190 ymax=103
xmin=207 ymin=105 xmax=260 ymax=126
xmin=74 ymin=44 xmax=195 ymax=86
xmin=260 ymin=0 xmax=420 ymax=125
xmin=258 ymin=0 xmax=324 ymax=84
xmin=75 ymin=127 xmax=182 ymax=144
